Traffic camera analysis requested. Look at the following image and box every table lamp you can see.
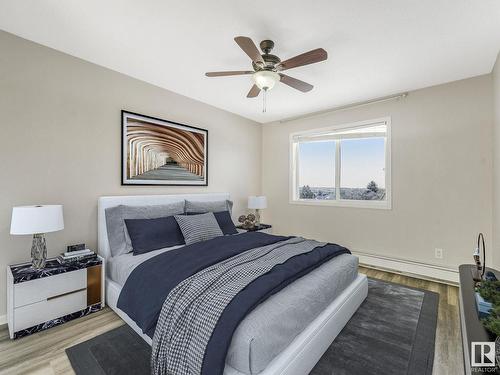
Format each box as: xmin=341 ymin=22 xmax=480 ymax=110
xmin=10 ymin=205 xmax=64 ymax=269
xmin=248 ymin=196 xmax=267 ymax=227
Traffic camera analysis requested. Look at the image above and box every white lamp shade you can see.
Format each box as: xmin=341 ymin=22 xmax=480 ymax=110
xmin=10 ymin=205 xmax=64 ymax=235
xmin=248 ymin=196 xmax=267 ymax=210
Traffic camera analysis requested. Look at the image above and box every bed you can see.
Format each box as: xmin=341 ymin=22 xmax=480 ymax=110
xmin=98 ymin=193 xmax=368 ymax=375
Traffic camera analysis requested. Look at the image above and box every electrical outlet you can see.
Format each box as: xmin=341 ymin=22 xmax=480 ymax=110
xmin=435 ymin=248 xmax=443 ymax=259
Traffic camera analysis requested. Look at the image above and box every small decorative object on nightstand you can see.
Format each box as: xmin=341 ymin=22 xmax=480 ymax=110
xmin=238 ymin=213 xmax=256 ymax=229
xmin=472 ymin=232 xmax=486 ymax=283
xmin=10 ymin=205 xmax=64 ymax=269
xmin=6 ymin=255 xmax=104 ymax=339
xmin=248 ymin=196 xmax=267 ymax=227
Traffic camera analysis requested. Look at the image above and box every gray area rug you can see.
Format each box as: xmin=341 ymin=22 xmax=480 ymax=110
xmin=310 ymin=278 xmax=438 ymax=375
xmin=66 ymin=278 xmax=438 ymax=375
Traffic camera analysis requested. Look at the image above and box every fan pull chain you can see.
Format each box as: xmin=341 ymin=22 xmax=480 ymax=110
xmin=262 ymin=89 xmax=267 ymax=113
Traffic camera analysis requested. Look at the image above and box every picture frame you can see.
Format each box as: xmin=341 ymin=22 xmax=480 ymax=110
xmin=121 ymin=111 xmax=208 ymax=186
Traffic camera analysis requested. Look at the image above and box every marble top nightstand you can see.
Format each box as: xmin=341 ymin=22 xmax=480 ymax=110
xmin=7 ymin=255 xmax=105 ymax=339
xmin=236 ymin=224 xmax=272 ymax=234
xmin=10 ymin=256 xmax=102 ymax=284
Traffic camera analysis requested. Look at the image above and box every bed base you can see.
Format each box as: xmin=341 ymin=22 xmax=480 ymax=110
xmin=106 ymin=273 xmax=368 ymax=375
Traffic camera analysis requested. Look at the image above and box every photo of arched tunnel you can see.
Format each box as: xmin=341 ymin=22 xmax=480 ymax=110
xmin=122 ymin=112 xmax=207 ymax=185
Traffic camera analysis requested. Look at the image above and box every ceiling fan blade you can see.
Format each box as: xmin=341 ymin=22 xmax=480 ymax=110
xmin=234 ymin=36 xmax=264 ymax=64
xmin=205 ymin=70 xmax=253 ymax=77
xmin=279 ymin=74 xmax=314 ymax=92
xmin=279 ymin=48 xmax=327 ymax=71
xmin=247 ymin=84 xmax=261 ymax=98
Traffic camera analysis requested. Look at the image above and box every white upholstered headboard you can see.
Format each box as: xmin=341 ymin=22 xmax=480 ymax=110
xmin=97 ymin=193 xmax=230 ymax=260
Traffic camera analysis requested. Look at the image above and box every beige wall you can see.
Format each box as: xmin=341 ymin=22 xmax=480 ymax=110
xmin=262 ymin=75 xmax=493 ymax=270
xmin=493 ymin=51 xmax=500 ymax=269
xmin=0 ymin=31 xmax=262 ymax=317
xmin=0 ymin=28 xmax=497 ymax=321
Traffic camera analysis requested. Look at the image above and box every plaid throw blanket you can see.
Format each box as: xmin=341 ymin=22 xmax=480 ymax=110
xmin=151 ymin=237 xmax=326 ymax=375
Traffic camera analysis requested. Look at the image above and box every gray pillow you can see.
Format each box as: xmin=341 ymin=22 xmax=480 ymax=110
xmin=105 ymin=201 xmax=185 ymax=257
xmin=185 ymin=200 xmax=233 ymax=214
xmin=174 ymin=212 xmax=223 ymax=245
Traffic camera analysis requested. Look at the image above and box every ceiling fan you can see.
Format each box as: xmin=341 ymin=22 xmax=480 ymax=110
xmin=205 ymin=36 xmax=327 ymax=111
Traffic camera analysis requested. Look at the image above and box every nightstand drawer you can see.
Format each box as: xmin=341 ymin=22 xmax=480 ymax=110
xmin=14 ymin=289 xmax=87 ymax=331
xmin=14 ymin=269 xmax=86 ymax=308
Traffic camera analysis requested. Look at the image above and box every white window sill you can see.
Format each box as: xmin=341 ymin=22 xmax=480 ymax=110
xmin=289 ymin=199 xmax=392 ymax=210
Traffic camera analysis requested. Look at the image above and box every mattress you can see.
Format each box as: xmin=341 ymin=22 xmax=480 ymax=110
xmin=109 ymin=246 xmax=358 ymax=375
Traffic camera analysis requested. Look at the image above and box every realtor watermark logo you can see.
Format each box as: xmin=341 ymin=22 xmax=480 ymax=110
xmin=472 ymin=342 xmax=496 ymax=370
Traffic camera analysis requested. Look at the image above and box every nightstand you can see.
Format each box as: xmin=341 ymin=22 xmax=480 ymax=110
xmin=6 ymin=255 xmax=105 ymax=339
xmin=236 ymin=224 xmax=272 ymax=234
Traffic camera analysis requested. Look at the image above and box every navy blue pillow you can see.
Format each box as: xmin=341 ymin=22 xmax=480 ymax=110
xmin=125 ymin=216 xmax=185 ymax=255
xmin=187 ymin=210 xmax=238 ymax=235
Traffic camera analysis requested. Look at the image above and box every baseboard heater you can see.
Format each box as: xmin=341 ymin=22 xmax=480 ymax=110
xmin=353 ymin=250 xmax=459 ymax=285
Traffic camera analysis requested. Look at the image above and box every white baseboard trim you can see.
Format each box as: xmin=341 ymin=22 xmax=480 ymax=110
xmin=0 ymin=314 xmax=6 ymax=326
xmin=353 ymin=250 xmax=459 ymax=285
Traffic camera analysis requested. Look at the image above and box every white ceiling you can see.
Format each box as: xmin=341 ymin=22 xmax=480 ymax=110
xmin=1 ymin=1 xmax=500 ymax=123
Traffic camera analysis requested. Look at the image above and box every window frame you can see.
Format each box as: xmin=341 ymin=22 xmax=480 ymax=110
xmin=289 ymin=117 xmax=392 ymax=210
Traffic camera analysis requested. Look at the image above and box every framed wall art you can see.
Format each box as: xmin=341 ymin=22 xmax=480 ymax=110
xmin=122 ymin=111 xmax=208 ymax=186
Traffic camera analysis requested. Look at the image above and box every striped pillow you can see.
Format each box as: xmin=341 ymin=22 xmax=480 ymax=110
xmin=174 ymin=212 xmax=223 ymax=245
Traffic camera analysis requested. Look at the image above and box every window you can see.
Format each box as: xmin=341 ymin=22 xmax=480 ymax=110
xmin=290 ymin=117 xmax=391 ymax=209
xmin=298 ymin=141 xmax=336 ymax=200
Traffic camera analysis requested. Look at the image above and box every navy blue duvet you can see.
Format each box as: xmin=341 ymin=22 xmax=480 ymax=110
xmin=117 ymin=232 xmax=350 ymax=374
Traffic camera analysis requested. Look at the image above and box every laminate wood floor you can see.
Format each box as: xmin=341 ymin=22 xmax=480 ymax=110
xmin=0 ymin=267 xmax=463 ymax=375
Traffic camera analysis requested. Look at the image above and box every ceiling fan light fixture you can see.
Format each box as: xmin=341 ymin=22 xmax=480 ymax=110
xmin=205 ymin=37 xmax=326 ymax=112
xmin=253 ymin=70 xmax=280 ymax=91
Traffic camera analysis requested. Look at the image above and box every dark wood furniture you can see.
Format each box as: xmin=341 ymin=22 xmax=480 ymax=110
xmin=459 ymin=264 xmax=500 ymax=374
